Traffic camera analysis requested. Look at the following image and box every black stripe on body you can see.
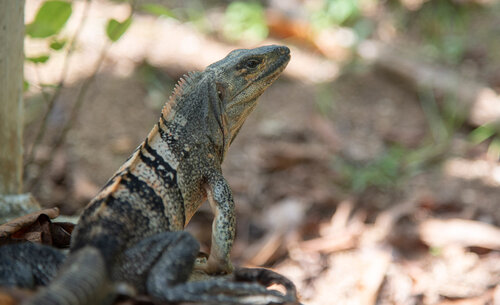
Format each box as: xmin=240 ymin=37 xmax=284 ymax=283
xmin=157 ymin=120 xmax=178 ymax=145
xmin=98 ymin=144 xmax=141 ymax=191
xmin=107 ymin=193 xmax=168 ymax=238
xmin=100 ymin=174 xmax=119 ymax=191
xmin=71 ymin=198 xmax=124 ymax=265
xmin=73 ymin=193 xmax=163 ymax=265
xmin=160 ymin=113 xmax=167 ymax=125
xmin=142 ymin=139 xmax=186 ymax=227
xmin=118 ymin=173 xmax=166 ymax=216
xmin=125 ymin=144 xmax=141 ymax=162
xmin=141 ymin=139 xmax=177 ymax=188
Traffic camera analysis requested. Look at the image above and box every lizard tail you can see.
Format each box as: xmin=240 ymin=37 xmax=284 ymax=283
xmin=24 ymin=247 xmax=115 ymax=305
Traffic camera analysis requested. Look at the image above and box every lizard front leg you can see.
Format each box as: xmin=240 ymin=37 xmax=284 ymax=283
xmin=201 ymin=171 xmax=235 ymax=275
xmin=116 ymin=231 xmax=291 ymax=304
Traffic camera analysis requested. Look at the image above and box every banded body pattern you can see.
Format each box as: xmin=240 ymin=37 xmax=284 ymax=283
xmin=70 ymin=73 xmax=206 ymax=260
xmin=23 ymin=45 xmax=292 ymax=305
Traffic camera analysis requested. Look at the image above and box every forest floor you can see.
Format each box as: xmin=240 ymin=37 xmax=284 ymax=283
xmin=15 ymin=1 xmax=500 ymax=304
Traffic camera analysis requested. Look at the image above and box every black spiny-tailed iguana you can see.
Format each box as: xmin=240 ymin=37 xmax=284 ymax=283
xmin=3 ymin=45 xmax=293 ymax=305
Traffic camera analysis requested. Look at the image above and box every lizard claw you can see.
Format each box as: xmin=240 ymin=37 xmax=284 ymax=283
xmin=233 ymin=267 xmax=299 ymax=304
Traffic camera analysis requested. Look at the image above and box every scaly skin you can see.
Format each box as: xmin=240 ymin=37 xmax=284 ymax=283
xmin=25 ymin=45 xmax=291 ymax=305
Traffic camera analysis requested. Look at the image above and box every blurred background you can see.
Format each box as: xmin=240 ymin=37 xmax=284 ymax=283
xmin=21 ymin=0 xmax=500 ymax=304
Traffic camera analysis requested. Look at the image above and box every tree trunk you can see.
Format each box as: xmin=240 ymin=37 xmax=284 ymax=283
xmin=0 ymin=0 xmax=40 ymax=224
xmin=0 ymin=0 xmax=25 ymax=195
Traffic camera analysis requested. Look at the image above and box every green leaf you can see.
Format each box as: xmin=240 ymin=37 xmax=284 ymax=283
xmin=429 ymin=246 xmax=442 ymax=256
xmin=26 ymin=1 xmax=72 ymax=38
xmin=40 ymin=83 xmax=59 ymax=89
xmin=326 ymin=0 xmax=359 ymax=25
xmin=469 ymin=124 xmax=496 ymax=144
xmin=223 ymin=2 xmax=268 ymax=42
xmin=106 ymin=17 xmax=133 ymax=42
xmin=23 ymin=80 xmax=30 ymax=92
xmin=50 ymin=39 xmax=67 ymax=50
xmin=487 ymin=137 xmax=500 ymax=160
xmin=26 ymin=55 xmax=50 ymax=64
xmin=141 ymin=4 xmax=175 ymax=18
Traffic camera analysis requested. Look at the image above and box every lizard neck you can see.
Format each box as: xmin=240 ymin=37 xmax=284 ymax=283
xmin=160 ymin=71 xmax=228 ymax=163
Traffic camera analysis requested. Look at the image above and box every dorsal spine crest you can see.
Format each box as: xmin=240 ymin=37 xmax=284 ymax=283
xmin=161 ymin=71 xmax=202 ymax=119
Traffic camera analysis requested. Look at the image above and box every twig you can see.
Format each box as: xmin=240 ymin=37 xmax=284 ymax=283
xmin=358 ymin=249 xmax=390 ymax=305
xmin=52 ymin=45 xmax=108 ymax=152
xmin=28 ymin=2 xmax=136 ymax=189
xmin=28 ymin=42 xmax=109 ymax=190
xmin=419 ymin=218 xmax=500 ymax=249
xmin=299 ymin=200 xmax=365 ymax=253
xmin=361 ymin=198 xmax=415 ymax=246
xmin=33 ymin=65 xmax=52 ymax=104
xmin=25 ymin=0 xmax=92 ymax=169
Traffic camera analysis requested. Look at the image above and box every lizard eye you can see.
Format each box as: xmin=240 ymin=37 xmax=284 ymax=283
xmin=245 ymin=59 xmax=261 ymax=69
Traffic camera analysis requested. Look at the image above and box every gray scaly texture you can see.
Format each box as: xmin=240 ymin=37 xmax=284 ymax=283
xmin=21 ymin=45 xmax=292 ymax=305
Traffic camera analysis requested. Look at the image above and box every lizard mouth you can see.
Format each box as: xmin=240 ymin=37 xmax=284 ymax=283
xmin=219 ymin=46 xmax=291 ymax=155
xmin=256 ymin=47 xmax=291 ymax=84
xmin=231 ymin=47 xmax=291 ymax=101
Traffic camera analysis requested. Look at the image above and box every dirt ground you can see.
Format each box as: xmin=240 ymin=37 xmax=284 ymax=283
xmin=19 ymin=1 xmax=500 ymax=304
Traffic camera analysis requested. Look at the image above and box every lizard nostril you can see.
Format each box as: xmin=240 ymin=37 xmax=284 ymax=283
xmin=279 ymin=46 xmax=290 ymax=55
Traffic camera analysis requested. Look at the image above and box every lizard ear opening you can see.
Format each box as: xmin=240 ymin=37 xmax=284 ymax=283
xmin=216 ymin=83 xmax=225 ymax=102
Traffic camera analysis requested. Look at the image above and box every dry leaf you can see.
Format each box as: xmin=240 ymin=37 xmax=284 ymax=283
xmin=0 ymin=208 xmax=59 ymax=240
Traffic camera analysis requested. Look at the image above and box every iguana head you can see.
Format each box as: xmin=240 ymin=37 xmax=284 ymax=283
xmin=206 ymin=45 xmax=290 ymax=153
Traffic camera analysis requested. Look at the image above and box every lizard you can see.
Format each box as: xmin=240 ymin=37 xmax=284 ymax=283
xmin=6 ymin=45 xmax=293 ymax=305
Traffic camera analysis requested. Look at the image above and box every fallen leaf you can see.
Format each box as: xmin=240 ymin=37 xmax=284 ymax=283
xmin=0 ymin=208 xmax=59 ymax=240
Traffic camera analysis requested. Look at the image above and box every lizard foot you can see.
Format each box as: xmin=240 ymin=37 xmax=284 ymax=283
xmin=155 ymin=279 xmax=293 ymax=305
xmin=233 ymin=267 xmax=299 ymax=304
xmin=0 ymin=242 xmax=65 ymax=289
xmin=114 ymin=231 xmax=298 ymax=304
